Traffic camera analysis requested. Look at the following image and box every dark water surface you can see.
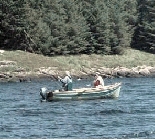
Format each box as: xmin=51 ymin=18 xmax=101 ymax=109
xmin=0 ymin=77 xmax=155 ymax=138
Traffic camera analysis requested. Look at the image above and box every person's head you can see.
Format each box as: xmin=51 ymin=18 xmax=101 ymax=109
xmin=65 ymin=71 xmax=70 ymax=76
xmin=95 ymin=72 xmax=100 ymax=76
xmin=95 ymin=72 xmax=100 ymax=79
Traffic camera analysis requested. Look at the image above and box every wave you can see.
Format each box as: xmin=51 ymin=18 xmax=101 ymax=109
xmin=121 ymin=130 xmax=155 ymax=139
xmin=99 ymin=109 xmax=125 ymax=115
xmin=99 ymin=108 xmax=154 ymax=116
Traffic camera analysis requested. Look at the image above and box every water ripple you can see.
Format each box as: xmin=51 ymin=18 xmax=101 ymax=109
xmin=121 ymin=130 xmax=155 ymax=139
xmin=99 ymin=109 xmax=125 ymax=115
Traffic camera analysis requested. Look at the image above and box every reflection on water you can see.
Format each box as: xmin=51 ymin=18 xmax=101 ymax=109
xmin=0 ymin=78 xmax=155 ymax=138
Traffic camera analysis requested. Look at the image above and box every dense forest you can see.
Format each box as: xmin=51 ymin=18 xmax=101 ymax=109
xmin=0 ymin=0 xmax=155 ymax=55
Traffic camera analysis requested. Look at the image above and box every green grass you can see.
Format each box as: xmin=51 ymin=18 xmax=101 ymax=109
xmin=0 ymin=48 xmax=155 ymax=74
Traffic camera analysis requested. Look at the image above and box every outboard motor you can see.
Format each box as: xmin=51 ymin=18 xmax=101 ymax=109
xmin=40 ymin=87 xmax=53 ymax=101
xmin=40 ymin=87 xmax=48 ymax=100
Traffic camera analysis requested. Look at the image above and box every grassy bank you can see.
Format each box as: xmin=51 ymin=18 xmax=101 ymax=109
xmin=0 ymin=48 xmax=155 ymax=75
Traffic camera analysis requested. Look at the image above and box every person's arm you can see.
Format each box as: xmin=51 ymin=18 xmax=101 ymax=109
xmin=98 ymin=76 xmax=104 ymax=86
xmin=58 ymin=76 xmax=68 ymax=84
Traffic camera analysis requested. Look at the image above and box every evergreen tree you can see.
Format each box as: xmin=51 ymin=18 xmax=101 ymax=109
xmin=0 ymin=0 xmax=27 ymax=50
xmin=57 ymin=0 xmax=90 ymax=55
xmin=106 ymin=0 xmax=138 ymax=54
xmin=131 ymin=0 xmax=155 ymax=53
xmin=24 ymin=0 xmax=90 ymax=55
xmin=82 ymin=0 xmax=138 ymax=55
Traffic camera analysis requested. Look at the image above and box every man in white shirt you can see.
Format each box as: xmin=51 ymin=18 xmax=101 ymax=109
xmin=58 ymin=71 xmax=72 ymax=91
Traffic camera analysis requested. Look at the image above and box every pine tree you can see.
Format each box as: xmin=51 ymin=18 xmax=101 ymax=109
xmin=57 ymin=0 xmax=90 ymax=55
xmin=0 ymin=0 xmax=27 ymax=50
xmin=131 ymin=0 xmax=155 ymax=53
xmin=24 ymin=0 xmax=90 ymax=55
xmin=81 ymin=0 xmax=138 ymax=55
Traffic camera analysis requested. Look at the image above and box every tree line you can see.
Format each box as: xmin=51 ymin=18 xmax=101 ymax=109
xmin=1 ymin=0 xmax=155 ymax=55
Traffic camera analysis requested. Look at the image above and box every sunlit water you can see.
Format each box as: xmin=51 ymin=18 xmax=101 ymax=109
xmin=0 ymin=77 xmax=155 ymax=138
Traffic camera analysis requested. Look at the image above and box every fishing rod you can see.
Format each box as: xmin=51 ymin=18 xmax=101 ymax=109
xmin=42 ymin=71 xmax=62 ymax=88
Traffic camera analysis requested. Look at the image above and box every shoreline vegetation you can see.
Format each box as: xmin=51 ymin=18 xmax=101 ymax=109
xmin=0 ymin=48 xmax=155 ymax=82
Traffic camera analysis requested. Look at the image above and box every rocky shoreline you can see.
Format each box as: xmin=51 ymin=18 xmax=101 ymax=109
xmin=0 ymin=60 xmax=155 ymax=82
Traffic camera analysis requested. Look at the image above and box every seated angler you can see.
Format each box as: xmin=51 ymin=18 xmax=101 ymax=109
xmin=93 ymin=72 xmax=104 ymax=88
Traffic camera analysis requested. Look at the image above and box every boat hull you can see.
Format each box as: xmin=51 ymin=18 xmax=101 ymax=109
xmin=40 ymin=83 xmax=121 ymax=102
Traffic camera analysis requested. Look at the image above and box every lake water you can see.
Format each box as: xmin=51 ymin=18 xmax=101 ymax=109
xmin=0 ymin=77 xmax=155 ymax=138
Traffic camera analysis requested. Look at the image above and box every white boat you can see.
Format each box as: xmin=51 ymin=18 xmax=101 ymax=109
xmin=40 ymin=82 xmax=121 ymax=102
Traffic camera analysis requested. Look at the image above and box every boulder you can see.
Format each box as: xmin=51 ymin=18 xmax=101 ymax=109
xmin=139 ymin=68 xmax=150 ymax=76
